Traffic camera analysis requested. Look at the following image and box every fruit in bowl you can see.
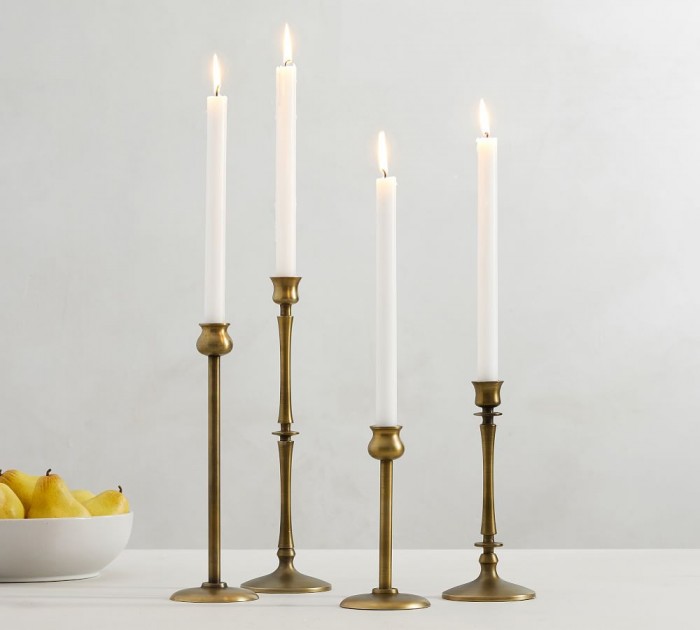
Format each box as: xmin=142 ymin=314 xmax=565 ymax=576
xmin=0 ymin=469 xmax=131 ymax=519
xmin=0 ymin=469 xmax=133 ymax=582
xmin=0 ymin=483 xmax=25 ymax=518
xmin=71 ymin=489 xmax=95 ymax=503
xmin=0 ymin=469 xmax=38 ymax=513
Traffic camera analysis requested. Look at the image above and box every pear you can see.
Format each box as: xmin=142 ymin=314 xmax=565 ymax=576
xmin=0 ymin=483 xmax=25 ymax=518
xmin=84 ymin=485 xmax=130 ymax=516
xmin=0 ymin=469 xmax=39 ymax=512
xmin=71 ymin=489 xmax=95 ymax=504
xmin=27 ymin=470 xmax=91 ymax=518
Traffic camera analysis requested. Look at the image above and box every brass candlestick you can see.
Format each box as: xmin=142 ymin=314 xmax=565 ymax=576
xmin=442 ymin=381 xmax=535 ymax=602
xmin=340 ymin=426 xmax=430 ymax=611
xmin=171 ymin=324 xmax=258 ymax=604
xmin=241 ymin=277 xmax=331 ymax=594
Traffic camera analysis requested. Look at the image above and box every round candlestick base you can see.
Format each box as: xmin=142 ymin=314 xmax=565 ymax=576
xmin=241 ymin=558 xmax=331 ymax=594
xmin=170 ymin=582 xmax=259 ymax=604
xmin=442 ymin=568 xmax=535 ymax=602
xmin=340 ymin=589 xmax=430 ymax=611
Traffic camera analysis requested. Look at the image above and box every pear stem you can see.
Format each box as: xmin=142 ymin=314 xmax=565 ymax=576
xmin=118 ymin=485 xmax=123 ymax=493
xmin=46 ymin=469 xmax=52 ymax=476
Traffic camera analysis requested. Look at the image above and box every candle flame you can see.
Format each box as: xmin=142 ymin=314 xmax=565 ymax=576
xmin=377 ymin=131 xmax=388 ymax=177
xmin=479 ymin=99 xmax=490 ymax=137
xmin=212 ymin=54 xmax=221 ymax=96
xmin=283 ymin=24 xmax=293 ymax=65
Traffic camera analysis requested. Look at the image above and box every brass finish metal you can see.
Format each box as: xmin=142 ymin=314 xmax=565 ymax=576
xmin=171 ymin=324 xmax=258 ymax=604
xmin=473 ymin=380 xmax=501 ymax=408
xmin=276 ymin=303 xmax=294 ymax=425
xmin=241 ymin=278 xmax=331 ymax=594
xmin=170 ymin=583 xmax=258 ymax=604
xmin=368 ymin=425 xmax=405 ymax=460
xmin=340 ymin=591 xmax=430 ymax=611
xmin=195 ymin=323 xmax=234 ymax=356
xmin=271 ymin=275 xmax=300 ymax=307
xmin=340 ymin=426 xmax=430 ymax=611
xmin=442 ymin=381 xmax=535 ymax=603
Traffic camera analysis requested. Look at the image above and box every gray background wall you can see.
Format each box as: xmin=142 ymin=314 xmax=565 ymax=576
xmin=1 ymin=0 xmax=698 ymax=549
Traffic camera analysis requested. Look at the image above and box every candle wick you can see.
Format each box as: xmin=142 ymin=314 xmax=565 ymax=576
xmin=284 ymin=59 xmax=293 ymax=66
xmin=483 ymin=131 xmax=489 ymax=138
xmin=382 ymin=169 xmax=387 ymax=178
xmin=215 ymin=85 xmax=220 ymax=97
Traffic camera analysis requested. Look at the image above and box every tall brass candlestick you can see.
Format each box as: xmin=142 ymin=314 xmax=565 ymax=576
xmin=171 ymin=324 xmax=258 ymax=604
xmin=442 ymin=381 xmax=535 ymax=602
xmin=340 ymin=426 xmax=429 ymax=611
xmin=241 ymin=277 xmax=331 ymax=594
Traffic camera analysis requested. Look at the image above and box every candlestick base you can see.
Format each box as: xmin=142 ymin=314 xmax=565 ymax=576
xmin=241 ymin=557 xmax=331 ymax=594
xmin=171 ymin=582 xmax=258 ymax=604
xmin=340 ymin=590 xmax=430 ymax=611
xmin=442 ymin=552 xmax=535 ymax=602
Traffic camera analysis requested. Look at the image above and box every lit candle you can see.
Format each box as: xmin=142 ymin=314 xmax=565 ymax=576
xmin=204 ymin=54 xmax=227 ymax=323
xmin=476 ymin=99 xmax=498 ymax=381
xmin=376 ymin=131 xmax=398 ymax=426
xmin=275 ymin=24 xmax=297 ymax=276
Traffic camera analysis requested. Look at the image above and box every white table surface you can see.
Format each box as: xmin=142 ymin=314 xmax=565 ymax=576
xmin=1 ymin=549 xmax=697 ymax=629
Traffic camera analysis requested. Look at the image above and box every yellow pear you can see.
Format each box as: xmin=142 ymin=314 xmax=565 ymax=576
xmin=27 ymin=470 xmax=91 ymax=518
xmin=0 ymin=483 xmax=25 ymax=518
xmin=84 ymin=485 xmax=130 ymax=516
xmin=71 ymin=489 xmax=95 ymax=504
xmin=0 ymin=469 xmax=39 ymax=512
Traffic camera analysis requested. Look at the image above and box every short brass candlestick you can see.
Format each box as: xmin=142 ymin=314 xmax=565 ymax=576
xmin=171 ymin=324 xmax=258 ymax=604
xmin=241 ymin=277 xmax=331 ymax=594
xmin=442 ymin=381 xmax=535 ymax=602
xmin=340 ymin=426 xmax=430 ymax=611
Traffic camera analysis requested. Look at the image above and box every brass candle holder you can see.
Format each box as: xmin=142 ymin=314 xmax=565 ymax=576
xmin=442 ymin=381 xmax=535 ymax=602
xmin=171 ymin=324 xmax=258 ymax=604
xmin=241 ymin=277 xmax=331 ymax=594
xmin=340 ymin=425 xmax=430 ymax=611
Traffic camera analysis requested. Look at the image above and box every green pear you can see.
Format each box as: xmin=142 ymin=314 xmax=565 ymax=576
xmin=84 ymin=485 xmax=130 ymax=516
xmin=27 ymin=470 xmax=91 ymax=518
xmin=0 ymin=469 xmax=39 ymax=512
xmin=71 ymin=489 xmax=95 ymax=504
xmin=0 ymin=483 xmax=25 ymax=518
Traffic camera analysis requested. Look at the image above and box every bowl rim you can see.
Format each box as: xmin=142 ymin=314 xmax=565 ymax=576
xmin=0 ymin=512 xmax=133 ymax=524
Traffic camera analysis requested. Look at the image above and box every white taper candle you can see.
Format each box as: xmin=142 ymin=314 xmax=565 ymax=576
xmin=376 ymin=131 xmax=398 ymax=426
xmin=204 ymin=54 xmax=227 ymax=323
xmin=275 ymin=24 xmax=297 ymax=276
xmin=476 ymin=99 xmax=498 ymax=381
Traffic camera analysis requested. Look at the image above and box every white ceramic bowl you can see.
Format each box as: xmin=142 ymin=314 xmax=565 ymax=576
xmin=0 ymin=512 xmax=133 ymax=582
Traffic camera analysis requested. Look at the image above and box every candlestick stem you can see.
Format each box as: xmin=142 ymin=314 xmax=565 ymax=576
xmin=340 ymin=426 xmax=429 ymax=611
xmin=241 ymin=278 xmax=331 ymax=594
xmin=171 ymin=324 xmax=258 ymax=604
xmin=442 ymin=381 xmax=535 ymax=602
xmin=207 ymin=354 xmax=221 ymax=584
xmin=378 ymin=459 xmax=393 ymax=590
